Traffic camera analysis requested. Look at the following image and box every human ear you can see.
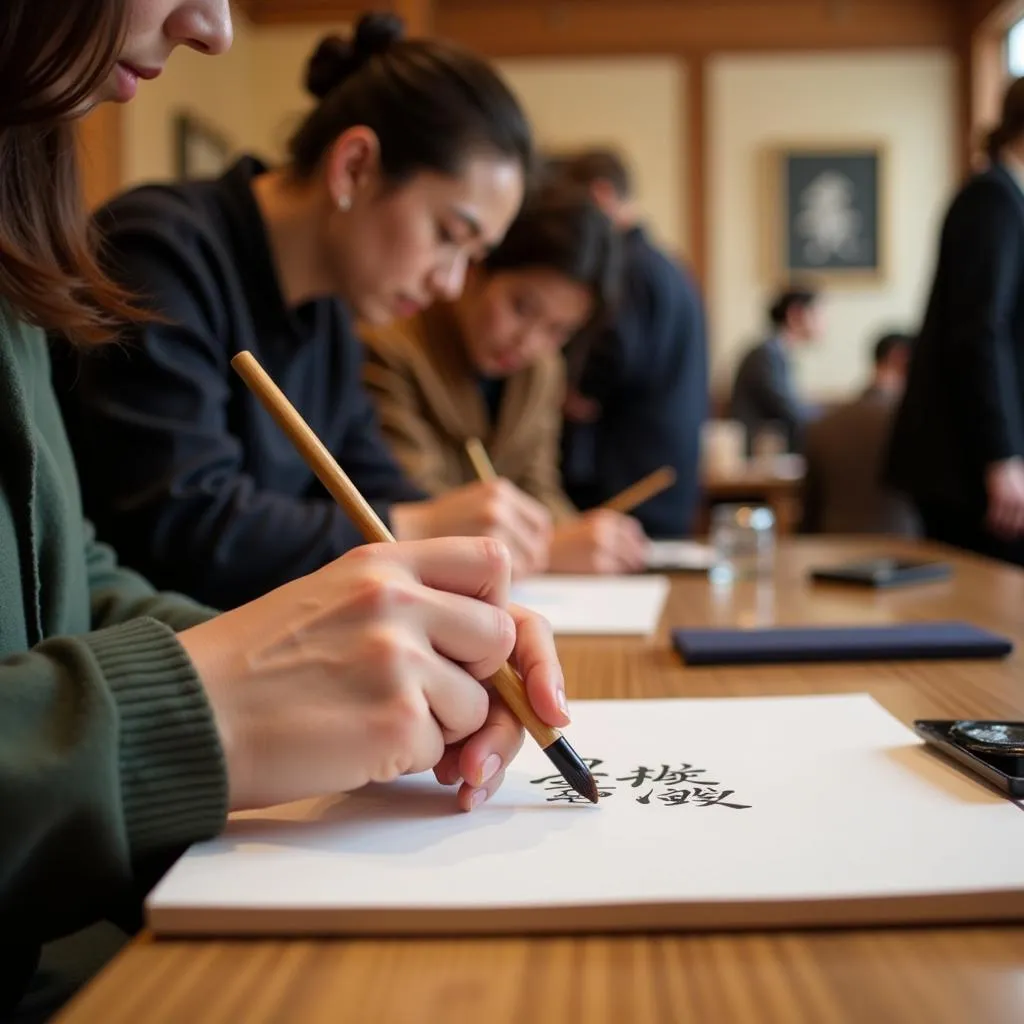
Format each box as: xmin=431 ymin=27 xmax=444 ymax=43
xmin=325 ymin=126 xmax=382 ymax=208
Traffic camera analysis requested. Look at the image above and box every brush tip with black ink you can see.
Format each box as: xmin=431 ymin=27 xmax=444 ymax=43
xmin=544 ymin=735 xmax=600 ymax=804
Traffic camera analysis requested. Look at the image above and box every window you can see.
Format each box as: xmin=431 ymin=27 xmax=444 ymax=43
xmin=1008 ymin=18 xmax=1024 ymax=77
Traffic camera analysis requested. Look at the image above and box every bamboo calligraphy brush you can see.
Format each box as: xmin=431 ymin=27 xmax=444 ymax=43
xmin=464 ymin=438 xmax=675 ymax=518
xmin=599 ymin=465 xmax=677 ymax=515
xmin=465 ymin=437 xmax=499 ymax=484
xmin=235 ymin=352 xmax=599 ymax=804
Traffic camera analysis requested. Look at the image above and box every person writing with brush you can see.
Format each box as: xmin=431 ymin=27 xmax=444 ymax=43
xmin=57 ymin=13 xmax=555 ymax=607
xmin=363 ymin=179 xmax=650 ymax=574
xmin=0 ymin=3 xmax=572 ymax=1017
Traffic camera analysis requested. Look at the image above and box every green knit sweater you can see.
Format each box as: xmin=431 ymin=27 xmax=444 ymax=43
xmin=0 ymin=302 xmax=228 ymax=1004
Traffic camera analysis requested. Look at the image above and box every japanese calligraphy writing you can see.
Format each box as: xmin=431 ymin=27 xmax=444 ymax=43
xmin=655 ymin=786 xmax=751 ymax=809
xmin=530 ymin=759 xmax=617 ymax=804
xmin=530 ymin=758 xmax=751 ymax=809
xmin=616 ymin=763 xmax=718 ymax=788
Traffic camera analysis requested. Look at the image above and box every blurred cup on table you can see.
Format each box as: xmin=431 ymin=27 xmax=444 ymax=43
xmin=709 ymin=503 xmax=775 ymax=585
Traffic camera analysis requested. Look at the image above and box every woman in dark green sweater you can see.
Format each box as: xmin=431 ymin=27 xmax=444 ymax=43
xmin=0 ymin=1 xmax=569 ymax=1015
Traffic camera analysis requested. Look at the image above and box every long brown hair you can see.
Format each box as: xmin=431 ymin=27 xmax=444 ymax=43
xmin=1 ymin=0 xmax=142 ymax=343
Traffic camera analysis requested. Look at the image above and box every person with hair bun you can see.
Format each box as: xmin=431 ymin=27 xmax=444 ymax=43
xmin=886 ymin=76 xmax=1024 ymax=565
xmin=57 ymin=12 xmax=559 ymax=605
xmin=363 ymin=179 xmax=650 ymax=574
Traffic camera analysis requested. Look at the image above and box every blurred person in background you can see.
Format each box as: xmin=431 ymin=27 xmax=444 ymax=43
xmin=555 ymin=148 xmax=709 ymax=539
xmin=886 ymin=77 xmax=1024 ymax=566
xmin=363 ymin=180 xmax=649 ymax=575
xmin=729 ymin=285 xmax=823 ymax=455
xmin=802 ymin=331 xmax=919 ymax=535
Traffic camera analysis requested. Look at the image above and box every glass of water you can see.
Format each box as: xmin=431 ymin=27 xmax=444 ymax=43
xmin=709 ymin=504 xmax=775 ymax=584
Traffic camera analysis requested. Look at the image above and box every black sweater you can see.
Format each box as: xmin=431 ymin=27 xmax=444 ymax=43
xmin=886 ymin=164 xmax=1024 ymax=513
xmin=55 ymin=157 xmax=424 ymax=610
xmin=561 ymin=226 xmax=708 ymax=537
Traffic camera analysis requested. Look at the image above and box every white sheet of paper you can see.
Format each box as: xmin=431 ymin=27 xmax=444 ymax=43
xmin=147 ymin=695 xmax=1024 ymax=936
xmin=646 ymin=540 xmax=716 ymax=572
xmin=509 ymin=575 xmax=670 ymax=635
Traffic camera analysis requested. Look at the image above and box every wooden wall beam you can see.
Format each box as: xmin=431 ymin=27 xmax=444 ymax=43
xmin=968 ymin=0 xmax=1024 ymax=32
xmin=78 ymin=105 xmax=123 ymax=212
xmin=686 ymin=54 xmax=707 ymax=287
xmin=244 ymin=0 xmax=404 ymax=25
xmin=439 ymin=0 xmax=959 ymax=57
xmin=393 ymin=0 xmax=434 ymax=34
xmin=244 ymin=0 xmax=959 ymax=52
xmin=961 ymin=0 xmax=1024 ymax=173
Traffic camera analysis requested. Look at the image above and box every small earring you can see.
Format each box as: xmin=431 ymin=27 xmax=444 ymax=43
xmin=337 ymin=195 xmax=352 ymax=212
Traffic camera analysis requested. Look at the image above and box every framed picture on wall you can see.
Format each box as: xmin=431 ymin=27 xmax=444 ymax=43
xmin=762 ymin=142 xmax=888 ymax=288
xmin=174 ymin=112 xmax=233 ymax=181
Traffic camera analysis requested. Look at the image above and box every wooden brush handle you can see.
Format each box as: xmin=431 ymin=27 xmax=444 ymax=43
xmin=232 ymin=352 xmax=395 ymax=544
xmin=600 ymin=466 xmax=677 ymax=515
xmin=232 ymin=351 xmax=559 ymax=749
xmin=489 ymin=663 xmax=560 ymax=747
xmin=465 ymin=438 xmax=499 ymax=483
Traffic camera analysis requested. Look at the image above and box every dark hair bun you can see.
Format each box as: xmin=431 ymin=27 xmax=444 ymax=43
xmin=353 ymin=12 xmax=404 ymax=61
xmin=305 ymin=36 xmax=351 ymax=99
xmin=305 ymin=14 xmax=405 ymax=100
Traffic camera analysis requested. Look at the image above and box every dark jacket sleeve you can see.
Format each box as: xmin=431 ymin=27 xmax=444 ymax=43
xmin=580 ymin=258 xmax=709 ymax=537
xmin=325 ymin=339 xmax=428 ymax=512
xmin=944 ymin=182 xmax=1024 ymax=464
xmin=68 ymin=229 xmax=415 ymax=610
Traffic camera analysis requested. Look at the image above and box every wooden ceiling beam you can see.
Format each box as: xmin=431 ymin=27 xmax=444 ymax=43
xmin=394 ymin=0 xmax=435 ymax=34
xmin=239 ymin=0 xmax=960 ymax=53
xmin=241 ymin=0 xmax=388 ymax=25
xmin=240 ymin=0 xmax=437 ymax=27
xmin=437 ymin=0 xmax=961 ymax=58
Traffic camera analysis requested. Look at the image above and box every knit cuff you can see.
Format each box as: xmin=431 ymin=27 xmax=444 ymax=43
xmin=80 ymin=618 xmax=228 ymax=859
xmin=155 ymin=598 xmax=220 ymax=632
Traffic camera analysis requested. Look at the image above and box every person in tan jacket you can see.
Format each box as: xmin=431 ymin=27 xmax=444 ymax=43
xmin=364 ymin=182 xmax=650 ymax=574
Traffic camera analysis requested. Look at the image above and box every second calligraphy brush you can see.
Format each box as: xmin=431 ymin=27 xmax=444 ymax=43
xmin=464 ymin=438 xmax=675 ymax=518
xmin=234 ymin=351 xmax=599 ymax=804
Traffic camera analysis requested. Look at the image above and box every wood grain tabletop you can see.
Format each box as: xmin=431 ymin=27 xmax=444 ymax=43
xmin=58 ymin=538 xmax=1024 ymax=1024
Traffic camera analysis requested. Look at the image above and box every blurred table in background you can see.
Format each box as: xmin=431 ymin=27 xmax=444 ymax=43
xmin=699 ymin=454 xmax=805 ymax=534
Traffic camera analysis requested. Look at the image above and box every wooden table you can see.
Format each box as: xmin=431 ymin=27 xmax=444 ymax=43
xmin=59 ymin=538 xmax=1024 ymax=1024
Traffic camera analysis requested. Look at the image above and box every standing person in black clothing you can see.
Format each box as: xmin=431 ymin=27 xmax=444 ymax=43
xmin=729 ymin=286 xmax=823 ymax=455
xmin=886 ymin=77 xmax=1024 ymax=566
xmin=555 ymin=148 xmax=709 ymax=539
xmin=57 ymin=14 xmax=557 ymax=609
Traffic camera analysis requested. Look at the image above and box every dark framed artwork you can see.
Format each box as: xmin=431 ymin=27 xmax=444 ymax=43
xmin=762 ymin=143 xmax=888 ymax=287
xmin=174 ymin=112 xmax=233 ymax=180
